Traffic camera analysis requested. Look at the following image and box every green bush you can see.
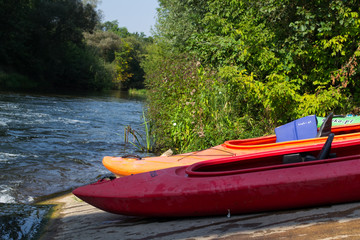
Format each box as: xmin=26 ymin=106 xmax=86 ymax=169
xmin=143 ymin=0 xmax=360 ymax=153
xmin=143 ymin=49 xmax=269 ymax=153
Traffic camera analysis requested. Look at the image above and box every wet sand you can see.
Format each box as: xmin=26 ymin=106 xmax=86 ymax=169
xmin=37 ymin=193 xmax=360 ymax=240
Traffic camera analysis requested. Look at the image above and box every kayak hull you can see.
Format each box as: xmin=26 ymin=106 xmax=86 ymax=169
xmin=75 ymin=138 xmax=360 ymax=217
xmin=103 ymin=124 xmax=360 ymax=176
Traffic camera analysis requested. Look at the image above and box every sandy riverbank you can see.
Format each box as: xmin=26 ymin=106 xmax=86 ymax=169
xmin=36 ymin=192 xmax=360 ymax=240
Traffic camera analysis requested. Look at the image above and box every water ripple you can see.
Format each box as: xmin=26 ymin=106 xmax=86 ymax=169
xmin=0 ymin=91 xmax=146 ymax=203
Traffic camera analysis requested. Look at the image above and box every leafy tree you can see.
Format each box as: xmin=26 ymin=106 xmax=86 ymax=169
xmin=0 ymin=0 xmax=32 ymax=71
xmin=156 ymin=0 xmax=208 ymax=51
xmin=82 ymin=0 xmax=101 ymax=8
xmin=99 ymin=20 xmax=131 ymax=38
xmin=84 ymin=31 xmax=124 ymax=62
xmin=0 ymin=0 xmax=113 ymax=90
xmin=86 ymin=20 xmax=153 ymax=89
xmin=144 ymin=0 xmax=360 ymax=152
xmin=84 ymin=29 xmax=151 ymax=89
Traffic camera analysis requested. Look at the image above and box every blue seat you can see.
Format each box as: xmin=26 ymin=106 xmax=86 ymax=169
xmin=275 ymin=115 xmax=318 ymax=142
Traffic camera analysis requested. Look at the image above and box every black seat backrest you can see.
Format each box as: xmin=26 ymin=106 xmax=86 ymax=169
xmin=282 ymin=133 xmax=335 ymax=164
xmin=316 ymin=113 xmax=333 ymax=137
xmin=317 ymin=133 xmax=335 ymax=160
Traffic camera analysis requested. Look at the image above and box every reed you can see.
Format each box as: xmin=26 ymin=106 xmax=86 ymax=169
xmin=124 ymin=110 xmax=154 ymax=153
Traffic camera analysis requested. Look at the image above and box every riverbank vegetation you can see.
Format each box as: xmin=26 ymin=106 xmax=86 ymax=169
xmin=143 ymin=0 xmax=360 ymax=153
xmin=0 ymin=0 xmax=151 ymax=91
xmin=2 ymin=0 xmax=360 ymax=154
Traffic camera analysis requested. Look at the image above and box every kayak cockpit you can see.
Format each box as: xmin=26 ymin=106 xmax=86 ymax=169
xmin=186 ymin=134 xmax=360 ymax=177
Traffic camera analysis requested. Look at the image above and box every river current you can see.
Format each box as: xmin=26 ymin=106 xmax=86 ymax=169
xmin=0 ymin=91 xmax=147 ymax=238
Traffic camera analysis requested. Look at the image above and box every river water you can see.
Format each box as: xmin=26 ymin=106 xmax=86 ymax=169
xmin=0 ymin=91 xmax=148 ymax=239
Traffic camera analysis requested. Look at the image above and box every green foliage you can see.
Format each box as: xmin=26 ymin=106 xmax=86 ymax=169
xmin=85 ymin=20 xmax=153 ymax=90
xmin=156 ymin=0 xmax=208 ymax=51
xmin=99 ymin=20 xmax=131 ymax=38
xmin=93 ymin=21 xmax=153 ymax=90
xmin=143 ymin=0 xmax=360 ymax=153
xmin=143 ymin=50 xmax=268 ymax=153
xmin=113 ymin=44 xmax=133 ymax=88
xmin=0 ymin=0 xmax=114 ymax=91
xmin=84 ymin=31 xmax=124 ymax=62
xmin=122 ymin=35 xmax=151 ymax=89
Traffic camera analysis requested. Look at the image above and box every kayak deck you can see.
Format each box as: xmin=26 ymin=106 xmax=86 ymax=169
xmin=74 ymin=136 xmax=360 ymax=217
xmin=103 ymin=123 xmax=360 ymax=176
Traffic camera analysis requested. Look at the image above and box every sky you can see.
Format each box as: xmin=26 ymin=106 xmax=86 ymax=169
xmin=98 ymin=0 xmax=159 ymax=36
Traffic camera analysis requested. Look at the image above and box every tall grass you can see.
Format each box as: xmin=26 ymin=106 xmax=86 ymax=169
xmin=124 ymin=110 xmax=154 ymax=153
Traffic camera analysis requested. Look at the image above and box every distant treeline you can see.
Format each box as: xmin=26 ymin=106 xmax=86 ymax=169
xmin=143 ymin=0 xmax=360 ymax=153
xmin=0 ymin=0 xmax=152 ymax=91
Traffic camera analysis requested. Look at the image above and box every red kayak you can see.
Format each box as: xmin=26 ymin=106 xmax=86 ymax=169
xmin=73 ymin=134 xmax=360 ymax=217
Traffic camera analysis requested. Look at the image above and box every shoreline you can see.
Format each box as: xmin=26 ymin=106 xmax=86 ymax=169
xmin=36 ymin=192 xmax=360 ymax=240
xmin=35 ymin=192 xmax=74 ymax=240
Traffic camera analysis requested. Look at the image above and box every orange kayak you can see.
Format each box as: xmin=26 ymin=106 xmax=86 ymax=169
xmin=103 ymin=123 xmax=360 ymax=176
